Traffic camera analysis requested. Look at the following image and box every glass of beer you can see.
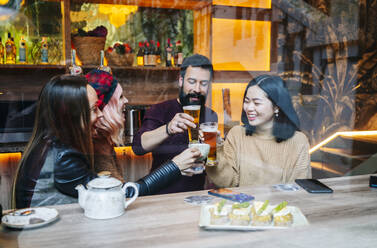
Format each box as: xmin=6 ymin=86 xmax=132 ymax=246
xmin=183 ymin=105 xmax=201 ymax=142
xmin=200 ymin=122 xmax=218 ymax=166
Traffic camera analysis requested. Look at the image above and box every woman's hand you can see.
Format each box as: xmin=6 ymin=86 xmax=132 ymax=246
xmin=172 ymin=147 xmax=203 ymax=176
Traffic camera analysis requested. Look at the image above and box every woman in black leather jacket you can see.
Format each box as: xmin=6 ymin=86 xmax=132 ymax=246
xmin=13 ymin=75 xmax=201 ymax=209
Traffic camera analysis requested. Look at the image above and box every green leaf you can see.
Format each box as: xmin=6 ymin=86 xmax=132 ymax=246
xmin=256 ymin=200 xmax=269 ymax=215
xmin=232 ymin=202 xmax=250 ymax=209
xmin=217 ymin=199 xmax=226 ymax=213
xmin=272 ymin=201 xmax=288 ymax=214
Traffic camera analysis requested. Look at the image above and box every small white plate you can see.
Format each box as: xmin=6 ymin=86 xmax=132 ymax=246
xmin=2 ymin=207 xmax=59 ymax=229
xmin=184 ymin=195 xmax=214 ymax=205
xmin=273 ymin=184 xmax=300 ymax=192
xmin=199 ymin=201 xmax=309 ymax=231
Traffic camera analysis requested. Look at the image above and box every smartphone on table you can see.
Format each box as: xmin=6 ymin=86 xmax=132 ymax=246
xmin=295 ymin=179 xmax=333 ymax=193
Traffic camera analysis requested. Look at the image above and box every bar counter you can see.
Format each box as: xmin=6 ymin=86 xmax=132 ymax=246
xmin=1 ymin=174 xmax=377 ymax=248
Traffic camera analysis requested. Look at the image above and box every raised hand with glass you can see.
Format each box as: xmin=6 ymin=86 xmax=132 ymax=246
xmin=200 ymin=122 xmax=218 ymax=166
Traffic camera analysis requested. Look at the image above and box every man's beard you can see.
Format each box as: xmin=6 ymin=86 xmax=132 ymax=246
xmin=179 ymin=87 xmax=206 ymax=107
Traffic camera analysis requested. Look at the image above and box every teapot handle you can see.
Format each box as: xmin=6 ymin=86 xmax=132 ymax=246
xmin=122 ymin=182 xmax=139 ymax=209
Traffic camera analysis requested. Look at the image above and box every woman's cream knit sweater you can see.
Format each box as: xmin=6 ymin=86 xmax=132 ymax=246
xmin=206 ymin=125 xmax=311 ymax=187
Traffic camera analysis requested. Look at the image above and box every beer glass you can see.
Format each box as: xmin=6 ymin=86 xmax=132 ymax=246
xmin=200 ymin=122 xmax=218 ymax=166
xmin=183 ymin=105 xmax=201 ymax=142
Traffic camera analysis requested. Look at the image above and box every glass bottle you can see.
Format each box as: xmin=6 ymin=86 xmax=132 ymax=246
xmin=69 ymin=49 xmax=82 ymax=75
xmin=144 ymin=41 xmax=150 ymax=66
xmin=19 ymin=36 xmax=27 ymax=64
xmin=149 ymin=40 xmax=156 ymax=67
xmin=41 ymin=37 xmax=48 ymax=64
xmin=137 ymin=42 xmax=144 ymax=66
xmin=0 ymin=37 xmax=4 ymax=64
xmin=11 ymin=38 xmax=17 ymax=61
xmin=176 ymin=40 xmax=183 ymax=67
xmin=156 ymin=41 xmax=161 ymax=66
xmin=98 ymin=50 xmax=111 ymax=73
xmin=5 ymin=33 xmax=16 ymax=64
xmin=166 ymin=38 xmax=173 ymax=67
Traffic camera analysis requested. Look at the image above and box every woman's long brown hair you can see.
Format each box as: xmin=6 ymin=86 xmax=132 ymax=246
xmin=12 ymin=75 xmax=94 ymax=208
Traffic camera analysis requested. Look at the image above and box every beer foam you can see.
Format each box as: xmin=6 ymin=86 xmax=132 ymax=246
xmin=201 ymin=126 xmax=217 ymax=132
xmin=183 ymin=105 xmax=201 ymax=110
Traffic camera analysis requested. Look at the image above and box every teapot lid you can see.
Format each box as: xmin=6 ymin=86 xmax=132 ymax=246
xmin=87 ymin=171 xmax=122 ymax=189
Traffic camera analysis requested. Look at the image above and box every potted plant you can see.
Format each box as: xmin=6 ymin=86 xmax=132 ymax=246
xmin=72 ymin=26 xmax=108 ymax=65
xmin=105 ymin=42 xmax=134 ymax=66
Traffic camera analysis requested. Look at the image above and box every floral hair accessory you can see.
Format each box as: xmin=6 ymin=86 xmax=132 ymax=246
xmin=86 ymin=69 xmax=118 ymax=110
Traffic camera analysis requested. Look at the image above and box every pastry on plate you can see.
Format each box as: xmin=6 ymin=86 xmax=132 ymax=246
xmin=272 ymin=201 xmax=293 ymax=226
xmin=273 ymin=209 xmax=293 ymax=226
xmin=251 ymin=200 xmax=272 ymax=226
xmin=209 ymin=200 xmax=230 ymax=225
xmin=228 ymin=202 xmax=251 ymax=226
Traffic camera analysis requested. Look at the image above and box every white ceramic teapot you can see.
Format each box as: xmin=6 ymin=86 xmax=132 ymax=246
xmin=75 ymin=171 xmax=138 ymax=219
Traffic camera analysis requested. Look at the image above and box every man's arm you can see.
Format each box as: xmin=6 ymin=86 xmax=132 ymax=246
xmin=140 ymin=124 xmax=170 ymax=152
xmin=141 ymin=105 xmax=218 ymax=152
xmin=132 ymin=104 xmax=195 ymax=155
xmin=140 ymin=113 xmax=196 ymax=152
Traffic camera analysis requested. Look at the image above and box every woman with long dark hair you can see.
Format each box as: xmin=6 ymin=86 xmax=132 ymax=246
xmin=13 ymin=75 xmax=99 ymax=208
xmin=13 ymin=74 xmax=201 ymax=209
xmin=206 ymin=75 xmax=311 ymax=187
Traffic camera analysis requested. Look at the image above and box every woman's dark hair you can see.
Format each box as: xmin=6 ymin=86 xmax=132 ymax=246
xmin=241 ymin=75 xmax=300 ymax=143
xmin=12 ymin=75 xmax=94 ymax=208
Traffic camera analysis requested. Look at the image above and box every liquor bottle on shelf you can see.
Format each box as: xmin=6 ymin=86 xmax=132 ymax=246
xmin=5 ymin=33 xmax=16 ymax=64
xmin=69 ymin=49 xmax=82 ymax=75
xmin=166 ymin=38 xmax=173 ymax=67
xmin=149 ymin=40 xmax=156 ymax=67
xmin=72 ymin=49 xmax=76 ymax=65
xmin=0 ymin=37 xmax=4 ymax=64
xmin=18 ymin=36 xmax=27 ymax=64
xmin=144 ymin=41 xmax=149 ymax=66
xmin=41 ymin=37 xmax=48 ymax=64
xmin=98 ymin=50 xmax=111 ymax=73
xmin=137 ymin=42 xmax=144 ymax=66
xmin=156 ymin=41 xmax=161 ymax=66
xmin=170 ymin=42 xmax=175 ymax=67
xmin=175 ymin=40 xmax=183 ymax=67
xmin=11 ymin=38 xmax=17 ymax=62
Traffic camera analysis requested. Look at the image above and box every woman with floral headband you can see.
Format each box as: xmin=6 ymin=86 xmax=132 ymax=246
xmin=86 ymin=69 xmax=202 ymax=193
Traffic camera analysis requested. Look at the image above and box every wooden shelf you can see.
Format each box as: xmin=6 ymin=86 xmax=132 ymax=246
xmin=71 ymin=0 xmax=211 ymax=10
xmin=111 ymin=66 xmax=180 ymax=71
xmin=81 ymin=65 xmax=180 ymax=71
xmin=0 ymin=64 xmax=66 ymax=70
xmin=0 ymin=64 xmax=180 ymax=72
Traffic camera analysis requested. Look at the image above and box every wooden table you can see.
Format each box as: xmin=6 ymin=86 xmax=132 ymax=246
xmin=1 ymin=174 xmax=377 ymax=248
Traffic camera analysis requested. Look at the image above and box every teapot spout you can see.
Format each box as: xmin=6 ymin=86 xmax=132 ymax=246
xmin=75 ymin=184 xmax=87 ymax=209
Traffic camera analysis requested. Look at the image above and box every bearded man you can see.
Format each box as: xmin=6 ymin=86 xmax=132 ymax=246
xmin=132 ymin=54 xmax=218 ymax=194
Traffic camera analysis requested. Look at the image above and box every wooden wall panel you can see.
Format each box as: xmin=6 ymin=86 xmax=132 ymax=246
xmin=212 ymin=18 xmax=271 ymax=71
xmin=194 ymin=6 xmax=211 ymax=58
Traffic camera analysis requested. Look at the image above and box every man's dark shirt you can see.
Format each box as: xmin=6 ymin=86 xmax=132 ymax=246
xmin=132 ymin=99 xmax=218 ymax=194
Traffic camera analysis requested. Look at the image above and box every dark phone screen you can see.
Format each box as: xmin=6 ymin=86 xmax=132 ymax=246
xmin=295 ymin=179 xmax=333 ymax=193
